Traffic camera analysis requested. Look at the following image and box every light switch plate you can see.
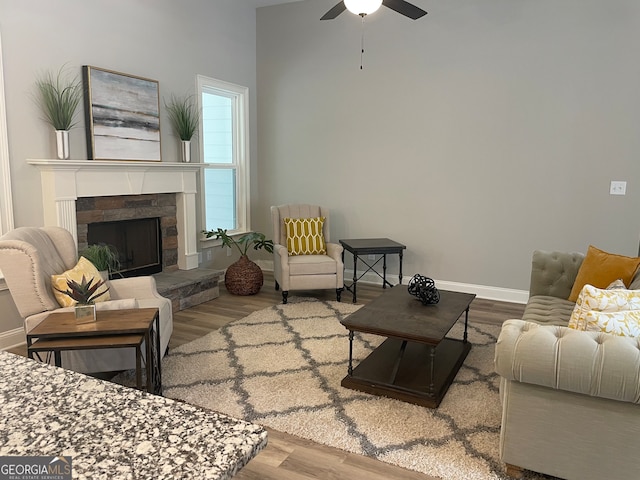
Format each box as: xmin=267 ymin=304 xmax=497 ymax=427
xmin=610 ymin=181 xmax=627 ymax=195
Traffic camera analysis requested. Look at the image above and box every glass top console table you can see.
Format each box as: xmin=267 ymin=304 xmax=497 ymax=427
xmin=339 ymin=238 xmax=406 ymax=303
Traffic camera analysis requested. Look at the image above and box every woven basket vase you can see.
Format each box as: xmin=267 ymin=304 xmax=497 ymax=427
xmin=224 ymin=255 xmax=264 ymax=295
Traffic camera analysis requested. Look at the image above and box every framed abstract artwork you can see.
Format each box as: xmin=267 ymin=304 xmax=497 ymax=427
xmin=83 ymin=66 xmax=161 ymax=161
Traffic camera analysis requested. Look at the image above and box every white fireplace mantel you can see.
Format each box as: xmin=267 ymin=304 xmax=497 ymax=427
xmin=28 ymin=159 xmax=201 ymax=270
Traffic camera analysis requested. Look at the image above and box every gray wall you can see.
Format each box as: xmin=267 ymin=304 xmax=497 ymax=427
xmin=254 ymin=0 xmax=640 ymax=292
xmin=0 ymin=0 xmax=259 ymax=343
xmin=2 ymin=0 xmax=639 ymax=343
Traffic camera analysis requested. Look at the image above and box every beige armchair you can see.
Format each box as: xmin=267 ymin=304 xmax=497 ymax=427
xmin=271 ymin=204 xmax=344 ymax=304
xmin=0 ymin=226 xmax=173 ymax=374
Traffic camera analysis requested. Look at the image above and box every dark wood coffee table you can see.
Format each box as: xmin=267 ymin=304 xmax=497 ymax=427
xmin=340 ymin=287 xmax=475 ymax=408
xmin=26 ymin=308 xmax=162 ymax=395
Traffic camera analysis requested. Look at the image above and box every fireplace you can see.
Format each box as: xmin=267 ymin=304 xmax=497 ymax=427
xmin=76 ymin=193 xmax=178 ymax=273
xmin=88 ymin=217 xmax=162 ymax=277
xmin=28 ymin=159 xmax=200 ymax=271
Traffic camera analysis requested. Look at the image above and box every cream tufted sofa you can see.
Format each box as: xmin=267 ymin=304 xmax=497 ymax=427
xmin=494 ymin=250 xmax=640 ymax=480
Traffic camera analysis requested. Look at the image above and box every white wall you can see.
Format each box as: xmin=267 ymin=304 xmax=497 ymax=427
xmin=0 ymin=0 xmax=259 ymax=345
xmin=255 ymin=0 xmax=640 ymax=292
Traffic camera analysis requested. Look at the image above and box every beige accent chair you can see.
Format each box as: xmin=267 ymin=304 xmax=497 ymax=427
xmin=271 ymin=204 xmax=344 ymax=304
xmin=0 ymin=226 xmax=173 ymax=374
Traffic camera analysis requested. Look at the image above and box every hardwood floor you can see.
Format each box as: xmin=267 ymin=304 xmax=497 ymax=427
xmin=8 ymin=274 xmax=525 ymax=480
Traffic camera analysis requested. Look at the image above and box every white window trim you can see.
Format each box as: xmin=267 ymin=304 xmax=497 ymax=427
xmin=0 ymin=30 xmax=15 ymax=289
xmin=0 ymin=31 xmax=13 ymax=235
xmin=196 ymin=75 xmax=250 ymax=240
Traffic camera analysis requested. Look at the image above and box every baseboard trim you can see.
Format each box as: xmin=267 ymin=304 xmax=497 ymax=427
xmin=0 ymin=327 xmax=25 ymax=351
xmin=431 ymin=279 xmax=528 ymax=304
xmin=347 ymin=271 xmax=528 ymax=304
xmin=256 ymin=261 xmax=528 ymax=305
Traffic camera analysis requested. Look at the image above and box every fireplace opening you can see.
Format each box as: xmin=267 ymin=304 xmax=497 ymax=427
xmin=87 ymin=217 xmax=162 ymax=277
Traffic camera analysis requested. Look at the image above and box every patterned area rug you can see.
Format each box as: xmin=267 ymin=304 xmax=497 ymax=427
xmin=122 ymin=298 xmax=546 ymax=480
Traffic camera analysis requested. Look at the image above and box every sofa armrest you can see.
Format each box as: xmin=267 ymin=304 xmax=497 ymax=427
xmin=273 ymin=244 xmax=289 ymax=268
xmin=495 ymin=319 xmax=640 ymax=404
xmin=529 ymin=250 xmax=584 ymax=299
xmin=106 ymin=276 xmax=165 ymax=300
xmin=325 ymin=242 xmax=343 ymax=261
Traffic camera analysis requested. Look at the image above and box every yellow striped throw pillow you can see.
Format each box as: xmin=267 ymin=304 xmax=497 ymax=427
xmin=284 ymin=217 xmax=327 ymax=255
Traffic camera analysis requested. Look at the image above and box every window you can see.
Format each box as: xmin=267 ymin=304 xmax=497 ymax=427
xmin=197 ymin=75 xmax=249 ymax=235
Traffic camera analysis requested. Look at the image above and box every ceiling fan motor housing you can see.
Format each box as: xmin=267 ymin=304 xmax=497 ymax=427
xmin=344 ymin=0 xmax=383 ymax=16
xmin=320 ymin=0 xmax=427 ymax=21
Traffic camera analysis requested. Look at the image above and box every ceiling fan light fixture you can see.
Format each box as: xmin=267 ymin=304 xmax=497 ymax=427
xmin=344 ymin=0 xmax=383 ymax=16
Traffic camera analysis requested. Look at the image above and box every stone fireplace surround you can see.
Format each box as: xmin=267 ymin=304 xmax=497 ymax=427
xmin=77 ymin=194 xmax=177 ymax=273
xmin=28 ymin=159 xmax=200 ymax=271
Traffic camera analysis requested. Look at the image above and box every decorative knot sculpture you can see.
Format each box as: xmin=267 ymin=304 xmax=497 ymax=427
xmin=407 ymin=274 xmax=440 ymax=305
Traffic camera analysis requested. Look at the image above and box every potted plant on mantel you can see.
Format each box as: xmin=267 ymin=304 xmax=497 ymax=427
xmin=54 ymin=275 xmax=109 ymax=324
xmin=202 ymin=228 xmax=274 ymax=296
xmin=165 ymin=94 xmax=199 ymax=163
xmin=33 ymin=65 xmax=83 ymax=160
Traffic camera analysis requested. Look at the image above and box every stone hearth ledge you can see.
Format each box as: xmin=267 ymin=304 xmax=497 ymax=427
xmin=0 ymin=350 xmax=268 ymax=479
xmin=154 ymin=267 xmax=224 ymax=312
xmin=28 ymin=159 xmax=201 ymax=271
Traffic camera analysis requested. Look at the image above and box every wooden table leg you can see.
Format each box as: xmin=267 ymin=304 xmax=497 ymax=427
xmin=505 ymin=464 xmax=524 ymax=479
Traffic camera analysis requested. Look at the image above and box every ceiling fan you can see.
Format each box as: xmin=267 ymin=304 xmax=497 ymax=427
xmin=321 ymin=0 xmax=427 ymax=21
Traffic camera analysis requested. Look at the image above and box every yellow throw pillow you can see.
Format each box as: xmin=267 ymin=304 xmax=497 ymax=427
xmin=585 ymin=310 xmax=640 ymax=337
xmin=284 ymin=217 xmax=327 ymax=255
xmin=568 ymin=284 xmax=640 ymax=331
xmin=51 ymin=256 xmax=111 ymax=307
xmin=568 ymin=245 xmax=640 ymax=302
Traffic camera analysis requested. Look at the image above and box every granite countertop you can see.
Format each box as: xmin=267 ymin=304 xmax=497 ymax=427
xmin=0 ymin=351 xmax=267 ymax=479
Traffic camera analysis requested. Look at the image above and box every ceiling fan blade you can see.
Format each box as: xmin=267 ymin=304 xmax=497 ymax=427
xmin=382 ymin=0 xmax=427 ymax=19
xmin=321 ymin=1 xmax=347 ymax=20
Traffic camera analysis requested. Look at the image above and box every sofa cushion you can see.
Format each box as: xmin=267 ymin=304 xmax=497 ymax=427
xmin=95 ymin=298 xmax=137 ymax=311
xmin=287 ymin=253 xmax=337 ymax=275
xmin=568 ymin=245 xmax=640 ymax=302
xmin=569 ymin=284 xmax=640 ymax=330
xmin=522 ymin=295 xmax=576 ymax=326
xmin=530 ymin=250 xmax=584 ymax=299
xmin=284 ymin=217 xmax=327 ymax=255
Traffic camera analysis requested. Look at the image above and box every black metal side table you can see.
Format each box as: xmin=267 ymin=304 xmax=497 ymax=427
xmin=339 ymin=238 xmax=406 ymax=303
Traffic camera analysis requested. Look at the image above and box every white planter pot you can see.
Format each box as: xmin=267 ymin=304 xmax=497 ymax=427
xmin=181 ymin=140 xmax=191 ymax=163
xmin=55 ymin=130 xmax=70 ymax=160
xmin=74 ymin=304 xmax=96 ymax=324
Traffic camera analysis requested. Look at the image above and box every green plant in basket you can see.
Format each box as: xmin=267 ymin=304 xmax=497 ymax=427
xmin=54 ymin=275 xmax=109 ymax=305
xmin=202 ymin=228 xmax=274 ymax=257
xmin=202 ymin=228 xmax=274 ymax=296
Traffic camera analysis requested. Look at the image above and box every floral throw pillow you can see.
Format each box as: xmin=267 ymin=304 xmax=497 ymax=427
xmin=568 ymin=284 xmax=640 ymax=331
xmin=584 ymin=310 xmax=640 ymax=337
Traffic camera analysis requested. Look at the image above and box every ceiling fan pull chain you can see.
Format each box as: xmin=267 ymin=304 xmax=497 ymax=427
xmin=360 ymin=15 xmax=366 ymax=70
